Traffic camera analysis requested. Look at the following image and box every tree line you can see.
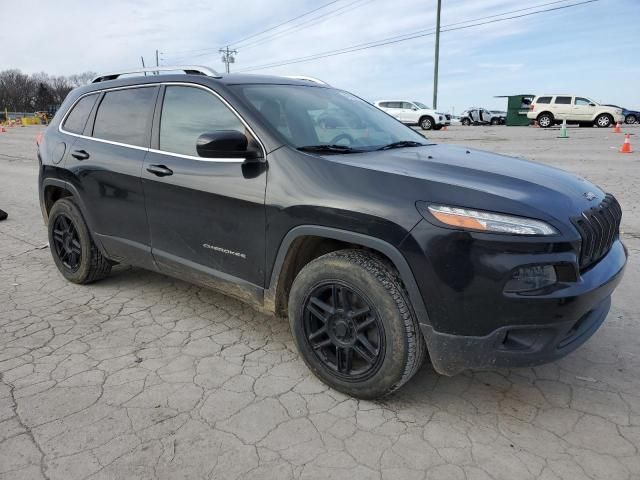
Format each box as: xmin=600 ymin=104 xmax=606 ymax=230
xmin=0 ymin=69 xmax=95 ymax=112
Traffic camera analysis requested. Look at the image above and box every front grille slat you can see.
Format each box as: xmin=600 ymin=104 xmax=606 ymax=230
xmin=572 ymin=194 xmax=622 ymax=270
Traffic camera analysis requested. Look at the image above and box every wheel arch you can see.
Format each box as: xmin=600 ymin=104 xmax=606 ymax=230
xmin=264 ymin=226 xmax=429 ymax=326
xmin=419 ymin=115 xmax=434 ymax=125
xmin=593 ymin=111 xmax=614 ymax=122
xmin=41 ymin=178 xmax=109 ymax=258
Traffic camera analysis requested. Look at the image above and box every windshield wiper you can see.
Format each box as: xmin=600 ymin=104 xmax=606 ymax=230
xmin=297 ymin=144 xmax=363 ymax=154
xmin=377 ymin=140 xmax=429 ymax=151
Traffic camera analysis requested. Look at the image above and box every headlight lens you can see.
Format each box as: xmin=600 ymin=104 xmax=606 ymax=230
xmin=420 ymin=204 xmax=557 ymax=235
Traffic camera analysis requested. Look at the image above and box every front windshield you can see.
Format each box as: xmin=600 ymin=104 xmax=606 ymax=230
xmin=232 ymin=84 xmax=427 ymax=150
xmin=413 ymin=101 xmax=429 ymax=109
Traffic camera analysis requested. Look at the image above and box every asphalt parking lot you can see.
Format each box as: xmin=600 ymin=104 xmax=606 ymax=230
xmin=1 ymin=124 xmax=639 ymax=480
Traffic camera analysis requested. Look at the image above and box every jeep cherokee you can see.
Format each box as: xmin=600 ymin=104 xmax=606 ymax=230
xmin=38 ymin=66 xmax=627 ymax=398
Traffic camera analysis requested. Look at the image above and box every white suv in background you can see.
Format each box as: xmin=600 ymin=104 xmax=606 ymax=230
xmin=374 ymin=100 xmax=451 ymax=130
xmin=527 ymin=95 xmax=624 ymax=128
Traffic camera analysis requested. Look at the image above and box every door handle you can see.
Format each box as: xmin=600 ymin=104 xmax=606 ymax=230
xmin=71 ymin=149 xmax=90 ymax=160
xmin=146 ymin=164 xmax=173 ymax=177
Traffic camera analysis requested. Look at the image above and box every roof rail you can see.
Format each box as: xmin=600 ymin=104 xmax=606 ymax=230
xmin=91 ymin=65 xmax=222 ymax=83
xmin=284 ymin=75 xmax=330 ymax=86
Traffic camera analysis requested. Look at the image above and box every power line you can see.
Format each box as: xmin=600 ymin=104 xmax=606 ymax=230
xmin=162 ymin=0 xmax=352 ymax=61
xmin=236 ymin=0 xmax=599 ymax=72
xmin=165 ymin=0 xmax=575 ymax=63
xmin=228 ymin=0 xmax=341 ymax=47
xmin=231 ymin=0 xmax=373 ymax=51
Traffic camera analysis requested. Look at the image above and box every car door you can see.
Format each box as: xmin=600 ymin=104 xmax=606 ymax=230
xmin=573 ymin=97 xmax=596 ymax=121
xmin=142 ymin=84 xmax=267 ymax=296
xmin=384 ymin=102 xmax=403 ymax=121
xmin=401 ymin=102 xmax=417 ymax=123
xmin=552 ymin=96 xmax=572 ymax=120
xmin=63 ymin=85 xmax=159 ymax=269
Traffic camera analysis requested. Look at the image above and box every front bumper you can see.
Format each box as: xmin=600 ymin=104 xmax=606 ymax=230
xmin=422 ymin=240 xmax=625 ymax=375
xmin=400 ymin=215 xmax=627 ymax=375
xmin=422 ymin=296 xmax=612 ymax=375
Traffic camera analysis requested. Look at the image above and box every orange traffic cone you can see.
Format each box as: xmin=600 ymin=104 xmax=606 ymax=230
xmin=0 ymin=127 xmax=5 ymax=133
xmin=619 ymin=134 xmax=633 ymax=153
xmin=613 ymin=122 xmax=622 ymax=133
xmin=442 ymin=125 xmax=448 ymax=131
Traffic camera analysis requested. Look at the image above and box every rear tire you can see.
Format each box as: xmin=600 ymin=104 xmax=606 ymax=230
xmin=48 ymin=198 xmax=111 ymax=284
xmin=625 ymin=114 xmax=637 ymax=125
xmin=288 ymin=250 xmax=426 ymax=399
xmin=595 ymin=113 xmax=613 ymax=128
xmin=537 ymin=112 xmax=554 ymax=128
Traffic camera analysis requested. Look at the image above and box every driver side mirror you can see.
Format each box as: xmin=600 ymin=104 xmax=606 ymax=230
xmin=589 ymin=103 xmax=596 ymax=107
xmin=196 ymin=131 xmax=263 ymax=161
xmin=412 ymin=106 xmax=419 ymax=111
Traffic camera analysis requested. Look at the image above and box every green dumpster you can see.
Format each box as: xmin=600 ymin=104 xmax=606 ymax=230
xmin=495 ymin=94 xmax=535 ymax=126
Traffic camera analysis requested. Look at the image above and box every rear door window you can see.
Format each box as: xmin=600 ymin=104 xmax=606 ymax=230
xmin=92 ymin=87 xmax=157 ymax=147
xmin=554 ymin=96 xmax=572 ymax=105
xmin=62 ymin=94 xmax=99 ymax=134
xmin=535 ymin=96 xmax=551 ymax=104
xmin=159 ymin=85 xmax=246 ymax=157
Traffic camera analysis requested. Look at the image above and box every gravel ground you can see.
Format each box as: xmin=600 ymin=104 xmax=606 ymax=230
xmin=1 ymin=124 xmax=639 ymax=480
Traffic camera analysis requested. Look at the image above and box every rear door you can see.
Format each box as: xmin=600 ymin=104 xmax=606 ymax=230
xmin=552 ymin=96 xmax=572 ymax=120
xmin=142 ymin=84 xmax=267 ymax=292
xmin=63 ymin=85 xmax=158 ymax=269
xmin=383 ymin=102 xmax=403 ymax=121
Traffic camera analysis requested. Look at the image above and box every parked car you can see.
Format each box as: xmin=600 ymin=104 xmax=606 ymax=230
xmin=39 ymin=66 xmax=626 ymax=398
xmin=603 ymin=104 xmax=639 ymax=124
xmin=527 ymin=95 xmax=625 ymax=128
xmin=460 ymin=108 xmax=504 ymax=125
xmin=490 ymin=110 xmax=507 ymax=124
xmin=374 ymin=100 xmax=450 ymax=130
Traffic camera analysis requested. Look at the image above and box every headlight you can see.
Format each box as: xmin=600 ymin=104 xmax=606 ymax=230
xmin=418 ymin=204 xmax=558 ymax=235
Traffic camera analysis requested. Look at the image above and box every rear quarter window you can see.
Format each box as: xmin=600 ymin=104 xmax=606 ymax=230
xmin=92 ymin=87 xmax=157 ymax=147
xmin=535 ymin=96 xmax=552 ymax=104
xmin=62 ymin=94 xmax=99 ymax=134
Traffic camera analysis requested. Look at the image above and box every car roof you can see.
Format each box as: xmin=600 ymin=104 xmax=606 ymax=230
xmin=70 ymin=72 xmax=334 ymax=98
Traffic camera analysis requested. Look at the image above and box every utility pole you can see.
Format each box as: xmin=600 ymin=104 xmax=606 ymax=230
xmin=219 ymin=46 xmax=238 ymax=74
xmin=432 ymin=0 xmax=442 ymax=110
xmin=140 ymin=56 xmax=147 ymax=76
xmin=155 ymin=49 xmax=160 ymax=75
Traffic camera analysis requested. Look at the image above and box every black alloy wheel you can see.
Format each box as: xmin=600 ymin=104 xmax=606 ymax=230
xmin=52 ymin=214 xmax=82 ymax=272
xmin=48 ymin=198 xmax=112 ymax=284
xmin=303 ymin=282 xmax=384 ymax=380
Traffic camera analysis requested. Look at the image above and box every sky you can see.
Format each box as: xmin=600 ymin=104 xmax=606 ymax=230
xmin=1 ymin=0 xmax=639 ymax=114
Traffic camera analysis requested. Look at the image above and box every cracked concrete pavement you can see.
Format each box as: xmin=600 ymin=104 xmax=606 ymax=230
xmin=1 ymin=124 xmax=639 ymax=479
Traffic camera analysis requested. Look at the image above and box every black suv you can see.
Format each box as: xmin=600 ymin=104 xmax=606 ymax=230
xmin=38 ymin=66 xmax=627 ymax=398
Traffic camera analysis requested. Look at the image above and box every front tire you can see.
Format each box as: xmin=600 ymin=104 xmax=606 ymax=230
xmin=537 ymin=112 xmax=554 ymax=128
xmin=595 ymin=113 xmax=613 ymax=128
xmin=288 ymin=250 xmax=426 ymax=399
xmin=48 ymin=198 xmax=111 ymax=284
xmin=461 ymin=118 xmax=471 ymax=126
xmin=420 ymin=117 xmax=434 ymax=130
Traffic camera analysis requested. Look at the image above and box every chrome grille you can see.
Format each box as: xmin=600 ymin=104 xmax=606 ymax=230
xmin=571 ymin=194 xmax=622 ymax=270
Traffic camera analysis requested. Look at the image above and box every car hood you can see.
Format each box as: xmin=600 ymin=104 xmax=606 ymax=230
xmin=328 ymin=144 xmax=603 ymax=222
